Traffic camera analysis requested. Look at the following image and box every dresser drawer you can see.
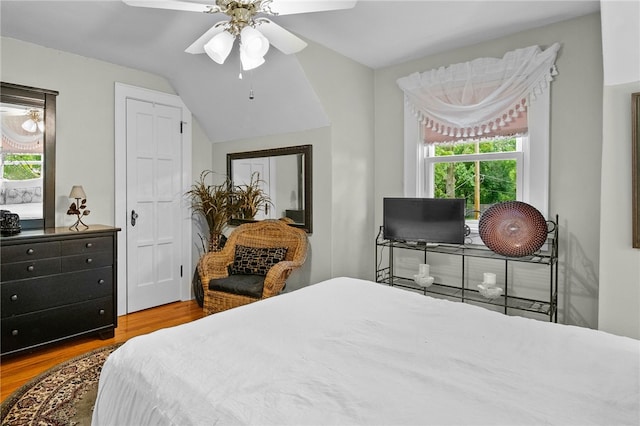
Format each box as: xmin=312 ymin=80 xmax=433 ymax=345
xmin=0 ymin=241 xmax=60 ymax=263
xmin=60 ymin=236 xmax=113 ymax=255
xmin=1 ymin=296 xmax=115 ymax=355
xmin=61 ymin=251 xmax=113 ymax=272
xmin=0 ymin=258 xmax=61 ymax=281
xmin=1 ymin=267 xmax=113 ymax=317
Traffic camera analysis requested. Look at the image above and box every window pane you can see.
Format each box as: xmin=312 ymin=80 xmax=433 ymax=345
xmin=434 ymin=138 xmax=517 ymax=157
xmin=434 ymin=159 xmax=517 ymax=218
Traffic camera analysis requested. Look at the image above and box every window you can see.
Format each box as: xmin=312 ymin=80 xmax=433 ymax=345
xmin=398 ymin=43 xmax=559 ymax=240
xmin=408 ymin=94 xmax=549 ymax=238
xmin=424 ymin=136 xmax=524 ymax=221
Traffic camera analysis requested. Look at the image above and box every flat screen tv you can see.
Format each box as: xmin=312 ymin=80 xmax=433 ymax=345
xmin=383 ymin=198 xmax=466 ymax=244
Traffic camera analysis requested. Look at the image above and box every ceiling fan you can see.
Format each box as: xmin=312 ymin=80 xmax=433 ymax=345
xmin=0 ymin=106 xmax=44 ymax=133
xmin=123 ymin=0 xmax=358 ymax=70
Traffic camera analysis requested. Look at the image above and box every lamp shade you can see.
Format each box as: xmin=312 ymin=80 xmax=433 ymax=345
xmin=204 ymin=31 xmax=235 ymax=64
xmin=240 ymin=26 xmax=269 ymax=59
xmin=21 ymin=119 xmax=38 ymax=133
xmin=240 ymin=49 xmax=266 ymax=70
xmin=69 ymin=185 xmax=86 ymax=200
xmin=21 ymin=110 xmax=43 ymax=133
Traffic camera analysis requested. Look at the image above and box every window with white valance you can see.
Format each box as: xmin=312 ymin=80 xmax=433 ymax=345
xmin=397 ymin=43 xmax=560 ymax=225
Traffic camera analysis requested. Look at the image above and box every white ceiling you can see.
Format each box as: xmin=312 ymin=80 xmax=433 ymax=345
xmin=0 ymin=0 xmax=600 ymax=142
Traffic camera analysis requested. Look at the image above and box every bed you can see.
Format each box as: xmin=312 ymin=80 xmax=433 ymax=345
xmin=92 ymin=277 xmax=640 ymax=425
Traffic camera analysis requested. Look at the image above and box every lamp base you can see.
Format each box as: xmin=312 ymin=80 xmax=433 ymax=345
xmin=69 ymin=215 xmax=89 ymax=231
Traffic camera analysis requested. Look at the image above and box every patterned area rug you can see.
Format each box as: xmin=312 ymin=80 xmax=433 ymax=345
xmin=1 ymin=344 xmax=121 ymax=426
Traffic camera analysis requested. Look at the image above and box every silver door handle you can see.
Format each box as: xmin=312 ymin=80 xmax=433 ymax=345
xmin=131 ymin=210 xmax=139 ymax=226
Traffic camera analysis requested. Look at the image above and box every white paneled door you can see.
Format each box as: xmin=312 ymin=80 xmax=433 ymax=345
xmin=126 ymin=99 xmax=182 ymax=312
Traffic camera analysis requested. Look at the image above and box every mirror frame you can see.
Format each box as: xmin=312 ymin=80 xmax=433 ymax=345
xmin=1 ymin=82 xmax=58 ymax=230
xmin=633 ymin=92 xmax=639 ymax=248
xmin=227 ymin=144 xmax=312 ymax=233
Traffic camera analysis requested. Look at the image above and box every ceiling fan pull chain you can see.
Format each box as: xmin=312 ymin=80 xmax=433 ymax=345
xmin=249 ymin=70 xmax=255 ymax=100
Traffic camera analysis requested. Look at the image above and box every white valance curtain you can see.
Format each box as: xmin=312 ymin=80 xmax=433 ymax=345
xmin=397 ymin=43 xmax=560 ymax=143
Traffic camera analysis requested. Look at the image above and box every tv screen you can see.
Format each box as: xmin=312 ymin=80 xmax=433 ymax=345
xmin=383 ymin=198 xmax=466 ymax=244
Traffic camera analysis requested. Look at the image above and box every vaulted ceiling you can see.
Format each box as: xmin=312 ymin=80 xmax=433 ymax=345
xmin=0 ymin=0 xmax=600 ymax=142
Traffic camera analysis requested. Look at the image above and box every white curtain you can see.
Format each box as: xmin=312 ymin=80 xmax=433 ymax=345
xmin=397 ymin=43 xmax=560 ymax=142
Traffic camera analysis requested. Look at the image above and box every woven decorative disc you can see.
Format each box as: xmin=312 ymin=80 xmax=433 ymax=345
xmin=479 ymin=201 xmax=548 ymax=257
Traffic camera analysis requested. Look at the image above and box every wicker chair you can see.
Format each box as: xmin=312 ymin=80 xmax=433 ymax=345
xmin=198 ymin=219 xmax=308 ymax=315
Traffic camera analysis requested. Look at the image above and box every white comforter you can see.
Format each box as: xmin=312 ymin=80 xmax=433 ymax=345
xmin=92 ymin=277 xmax=640 ymax=425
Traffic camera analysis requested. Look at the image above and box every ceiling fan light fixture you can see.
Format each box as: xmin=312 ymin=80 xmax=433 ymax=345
xmin=21 ymin=110 xmax=43 ymax=133
xmin=204 ymin=30 xmax=235 ymax=64
xmin=21 ymin=118 xmax=38 ymax=133
xmin=240 ymin=48 xmax=266 ymax=70
xmin=240 ymin=26 xmax=270 ymax=58
xmin=124 ymin=0 xmax=358 ymax=71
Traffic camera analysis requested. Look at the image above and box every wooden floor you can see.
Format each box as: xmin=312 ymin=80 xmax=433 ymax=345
xmin=0 ymin=299 xmax=204 ymax=402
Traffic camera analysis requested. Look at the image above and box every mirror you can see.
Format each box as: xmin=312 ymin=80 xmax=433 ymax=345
xmin=1 ymin=82 xmax=57 ymax=230
xmin=228 ymin=145 xmax=312 ymax=233
xmin=633 ymin=92 xmax=639 ymax=248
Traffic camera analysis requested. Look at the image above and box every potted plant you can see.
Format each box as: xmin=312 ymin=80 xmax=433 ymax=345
xmin=187 ymin=170 xmax=235 ymax=307
xmin=232 ymin=172 xmax=272 ymax=220
xmin=186 ymin=170 xmax=234 ymax=253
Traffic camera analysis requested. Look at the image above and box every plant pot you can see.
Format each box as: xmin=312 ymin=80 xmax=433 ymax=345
xmin=192 ymin=269 xmax=204 ymax=307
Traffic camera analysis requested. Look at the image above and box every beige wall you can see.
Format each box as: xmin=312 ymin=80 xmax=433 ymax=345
xmin=599 ymin=83 xmax=640 ymax=339
xmin=598 ymin=0 xmax=640 ymax=340
xmin=374 ymin=14 xmax=604 ymax=329
xmin=0 ymin=37 xmax=213 ymax=229
xmin=211 ymin=39 xmax=375 ymax=289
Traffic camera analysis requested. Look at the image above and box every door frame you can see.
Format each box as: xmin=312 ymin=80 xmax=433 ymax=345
xmin=114 ymin=82 xmax=192 ymax=316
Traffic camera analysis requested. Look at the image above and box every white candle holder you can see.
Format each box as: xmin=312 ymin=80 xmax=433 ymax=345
xmin=414 ymin=263 xmax=434 ymax=287
xmin=479 ymin=272 xmax=502 ymax=299
xmin=483 ymin=272 xmax=496 ymax=286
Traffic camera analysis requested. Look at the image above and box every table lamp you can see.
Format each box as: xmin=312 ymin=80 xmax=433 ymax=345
xmin=67 ymin=185 xmax=90 ymax=231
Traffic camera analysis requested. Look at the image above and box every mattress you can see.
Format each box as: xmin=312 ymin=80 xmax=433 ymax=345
xmin=92 ymin=277 xmax=640 ymax=425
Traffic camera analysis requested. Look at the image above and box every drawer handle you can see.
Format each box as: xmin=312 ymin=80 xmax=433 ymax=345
xmin=98 ymin=279 xmax=105 ymax=285
xmin=26 ymin=248 xmax=34 ymax=255
xmin=10 ymin=294 xmax=18 ymax=302
xmin=27 ymin=265 xmax=35 ymax=272
xmin=99 ymin=309 xmax=105 ymax=315
xmin=86 ymin=258 xmax=93 ymax=264
xmin=86 ymin=242 xmax=93 ymax=248
xmin=11 ymin=329 xmax=19 ymax=336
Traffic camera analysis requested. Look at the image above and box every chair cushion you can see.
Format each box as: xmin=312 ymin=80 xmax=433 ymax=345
xmin=229 ymin=245 xmax=288 ymax=276
xmin=208 ymin=274 xmax=264 ymax=298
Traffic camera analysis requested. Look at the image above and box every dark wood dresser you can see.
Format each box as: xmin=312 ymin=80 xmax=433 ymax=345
xmin=1 ymin=225 xmax=119 ymax=356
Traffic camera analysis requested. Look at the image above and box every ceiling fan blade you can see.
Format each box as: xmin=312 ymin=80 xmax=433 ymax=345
xmin=268 ymin=0 xmax=357 ymax=16
xmin=122 ymin=0 xmax=215 ymax=13
xmin=185 ymin=24 xmax=227 ymax=54
xmin=258 ymin=19 xmax=307 ymax=54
